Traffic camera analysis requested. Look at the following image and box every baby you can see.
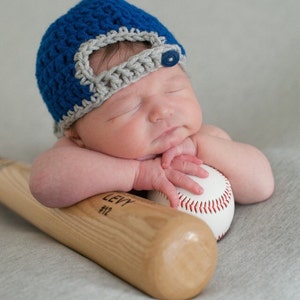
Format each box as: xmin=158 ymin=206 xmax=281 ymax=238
xmin=30 ymin=0 xmax=274 ymax=208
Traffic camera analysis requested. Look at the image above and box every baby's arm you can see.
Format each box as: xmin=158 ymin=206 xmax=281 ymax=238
xmin=30 ymin=138 xmax=137 ymax=207
xmin=30 ymin=138 xmax=205 ymax=208
xmin=163 ymin=125 xmax=274 ymax=204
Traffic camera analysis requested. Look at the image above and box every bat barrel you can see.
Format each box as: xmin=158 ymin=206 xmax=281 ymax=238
xmin=0 ymin=159 xmax=217 ymax=300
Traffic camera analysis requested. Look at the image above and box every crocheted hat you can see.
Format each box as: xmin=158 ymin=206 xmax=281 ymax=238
xmin=36 ymin=0 xmax=186 ymax=135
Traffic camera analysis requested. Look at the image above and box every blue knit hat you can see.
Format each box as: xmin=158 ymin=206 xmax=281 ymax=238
xmin=36 ymin=0 xmax=186 ymax=135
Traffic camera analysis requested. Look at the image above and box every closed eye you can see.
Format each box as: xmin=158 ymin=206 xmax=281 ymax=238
xmin=164 ymin=78 xmax=190 ymax=95
xmin=166 ymin=87 xmax=185 ymax=94
xmin=107 ymin=100 xmax=142 ymax=121
xmin=165 ymin=84 xmax=189 ymax=95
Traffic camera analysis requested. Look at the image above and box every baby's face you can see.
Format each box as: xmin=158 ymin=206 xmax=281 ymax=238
xmin=67 ymin=43 xmax=202 ymax=159
xmin=71 ymin=65 xmax=202 ymax=159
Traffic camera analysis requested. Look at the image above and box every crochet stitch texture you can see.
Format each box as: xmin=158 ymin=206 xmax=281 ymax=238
xmin=36 ymin=0 xmax=186 ymax=134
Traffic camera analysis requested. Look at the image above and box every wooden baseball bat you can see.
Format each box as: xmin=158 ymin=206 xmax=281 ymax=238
xmin=0 ymin=159 xmax=217 ymax=300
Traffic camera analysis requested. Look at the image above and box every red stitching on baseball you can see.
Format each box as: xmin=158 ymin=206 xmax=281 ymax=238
xmin=178 ymin=177 xmax=233 ymax=215
xmin=217 ymin=230 xmax=227 ymax=241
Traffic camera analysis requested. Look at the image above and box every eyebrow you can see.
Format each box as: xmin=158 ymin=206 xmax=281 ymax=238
xmin=165 ymin=72 xmax=189 ymax=83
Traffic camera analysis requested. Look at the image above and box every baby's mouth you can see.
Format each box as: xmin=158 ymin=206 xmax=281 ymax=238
xmin=155 ymin=126 xmax=180 ymax=141
xmin=152 ymin=126 xmax=189 ymax=152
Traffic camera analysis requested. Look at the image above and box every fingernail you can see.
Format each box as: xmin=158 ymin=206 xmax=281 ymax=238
xmin=162 ymin=162 xmax=168 ymax=169
xmin=171 ymin=200 xmax=179 ymax=208
xmin=196 ymin=186 xmax=204 ymax=194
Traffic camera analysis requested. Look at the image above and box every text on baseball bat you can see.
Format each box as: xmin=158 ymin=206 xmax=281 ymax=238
xmin=98 ymin=193 xmax=136 ymax=216
xmin=98 ymin=205 xmax=112 ymax=216
xmin=102 ymin=193 xmax=135 ymax=207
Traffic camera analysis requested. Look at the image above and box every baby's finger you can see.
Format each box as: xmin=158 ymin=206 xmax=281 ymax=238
xmin=171 ymin=158 xmax=209 ymax=178
xmin=154 ymin=180 xmax=180 ymax=208
xmin=175 ymin=154 xmax=203 ymax=165
xmin=161 ymin=147 xmax=182 ymax=169
xmin=166 ymin=169 xmax=204 ymax=196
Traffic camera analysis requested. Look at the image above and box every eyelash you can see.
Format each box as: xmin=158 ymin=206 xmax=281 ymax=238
xmin=108 ymin=101 xmax=141 ymax=121
xmin=124 ymin=102 xmax=141 ymax=114
xmin=166 ymin=86 xmax=187 ymax=95
xmin=167 ymin=88 xmax=182 ymax=94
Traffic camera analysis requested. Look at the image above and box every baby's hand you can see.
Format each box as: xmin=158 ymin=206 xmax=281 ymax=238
xmin=162 ymin=137 xmax=197 ymax=169
xmin=133 ymin=156 xmax=208 ymax=208
xmin=162 ymin=137 xmax=209 ymax=181
xmin=167 ymin=154 xmax=209 ymax=182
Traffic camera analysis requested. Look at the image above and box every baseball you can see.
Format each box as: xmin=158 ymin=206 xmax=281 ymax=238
xmin=148 ymin=164 xmax=235 ymax=241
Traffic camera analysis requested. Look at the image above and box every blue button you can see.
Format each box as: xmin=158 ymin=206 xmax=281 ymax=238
xmin=161 ymin=50 xmax=180 ymax=67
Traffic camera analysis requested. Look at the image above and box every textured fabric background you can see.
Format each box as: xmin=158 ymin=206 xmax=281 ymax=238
xmin=1 ymin=1 xmax=299 ymax=299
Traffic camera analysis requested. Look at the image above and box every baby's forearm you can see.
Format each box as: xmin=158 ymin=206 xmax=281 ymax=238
xmin=193 ymin=134 xmax=274 ymax=204
xmin=29 ymin=143 xmax=139 ymax=207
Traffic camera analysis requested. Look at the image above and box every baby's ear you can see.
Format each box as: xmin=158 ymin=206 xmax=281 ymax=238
xmin=64 ymin=128 xmax=85 ymax=148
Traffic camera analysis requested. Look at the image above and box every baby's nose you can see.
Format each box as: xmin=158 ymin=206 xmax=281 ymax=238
xmin=148 ymin=101 xmax=174 ymax=123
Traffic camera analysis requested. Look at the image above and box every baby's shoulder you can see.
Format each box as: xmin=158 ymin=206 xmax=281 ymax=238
xmin=53 ymin=137 xmax=78 ymax=148
xmin=198 ymin=124 xmax=232 ymax=140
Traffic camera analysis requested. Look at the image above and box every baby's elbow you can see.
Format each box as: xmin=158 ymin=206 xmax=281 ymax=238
xmin=236 ymin=179 xmax=274 ymax=205
xmin=29 ymin=165 xmax=83 ymax=208
xmin=251 ymin=166 xmax=275 ymax=203
xmin=235 ymin=161 xmax=275 ymax=204
xmin=256 ymin=175 xmax=275 ymax=202
xmin=258 ymin=157 xmax=275 ymax=202
xmin=29 ymin=169 xmax=58 ymax=208
xmin=29 ymin=168 xmax=62 ymax=208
